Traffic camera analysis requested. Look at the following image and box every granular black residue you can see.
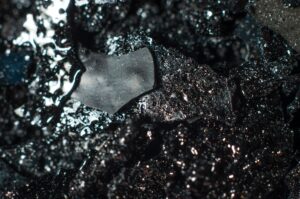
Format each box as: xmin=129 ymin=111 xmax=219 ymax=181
xmin=0 ymin=0 xmax=299 ymax=198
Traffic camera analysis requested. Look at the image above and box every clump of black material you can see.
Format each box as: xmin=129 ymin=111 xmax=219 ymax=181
xmin=132 ymin=45 xmax=234 ymax=124
xmin=73 ymin=0 xmax=131 ymax=33
xmin=0 ymin=0 xmax=300 ymax=198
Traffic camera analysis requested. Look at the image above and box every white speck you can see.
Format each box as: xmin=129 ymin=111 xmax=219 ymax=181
xmin=206 ymin=10 xmax=213 ymax=19
xmin=44 ymin=165 xmax=51 ymax=172
xmin=211 ymin=163 xmax=215 ymax=172
xmin=75 ymin=0 xmax=89 ymax=6
xmin=147 ymin=131 xmax=152 ymax=140
xmin=24 ymin=55 xmax=30 ymax=61
xmin=183 ymin=93 xmax=188 ymax=102
xmin=5 ymin=49 xmax=11 ymax=55
xmin=43 ymin=96 xmax=54 ymax=106
xmin=189 ymin=176 xmax=197 ymax=182
xmin=119 ymin=138 xmax=125 ymax=145
xmin=191 ymin=147 xmax=198 ymax=155
xmin=243 ymin=164 xmax=250 ymax=170
xmin=176 ymin=161 xmax=183 ymax=165
xmin=79 ymin=181 xmax=85 ymax=188
xmin=138 ymin=99 xmax=148 ymax=112
xmin=14 ymin=106 xmax=25 ymax=117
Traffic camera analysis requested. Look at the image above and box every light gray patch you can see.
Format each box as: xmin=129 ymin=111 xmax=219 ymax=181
xmin=72 ymin=48 xmax=155 ymax=114
xmin=253 ymin=0 xmax=300 ymax=52
xmin=95 ymin=0 xmax=118 ymax=4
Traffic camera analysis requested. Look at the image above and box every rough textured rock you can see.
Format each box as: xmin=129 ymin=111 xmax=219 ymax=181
xmin=0 ymin=0 xmax=299 ymax=198
xmin=286 ymin=163 xmax=300 ymax=199
xmin=73 ymin=0 xmax=131 ymax=33
xmin=132 ymin=45 xmax=234 ymax=124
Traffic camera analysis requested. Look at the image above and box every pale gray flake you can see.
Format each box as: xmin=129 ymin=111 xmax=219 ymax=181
xmin=72 ymin=48 xmax=155 ymax=114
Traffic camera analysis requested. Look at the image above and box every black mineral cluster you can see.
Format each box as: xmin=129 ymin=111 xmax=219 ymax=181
xmin=0 ymin=0 xmax=300 ymax=198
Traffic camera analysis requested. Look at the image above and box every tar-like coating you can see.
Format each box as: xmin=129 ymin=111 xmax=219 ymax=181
xmin=0 ymin=0 xmax=299 ymax=198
